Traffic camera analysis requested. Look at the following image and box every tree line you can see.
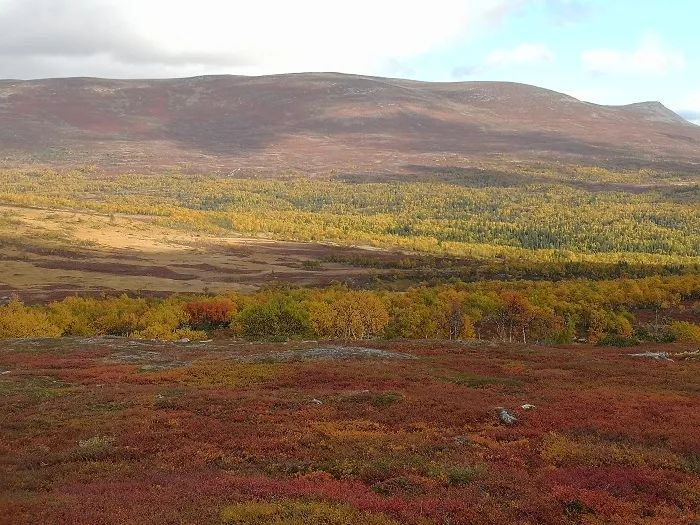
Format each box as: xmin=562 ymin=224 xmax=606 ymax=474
xmin=2 ymin=274 xmax=699 ymax=344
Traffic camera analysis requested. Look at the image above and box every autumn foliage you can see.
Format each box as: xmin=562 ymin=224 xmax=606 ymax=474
xmin=2 ymin=273 xmax=700 ymax=344
xmin=1 ymin=338 xmax=698 ymax=524
xmin=184 ymin=298 xmax=238 ymax=330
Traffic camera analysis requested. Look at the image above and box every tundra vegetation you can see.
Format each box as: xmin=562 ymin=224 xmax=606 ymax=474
xmin=1 ymin=338 xmax=698 ymax=524
xmin=1 ymin=165 xmax=699 ymax=523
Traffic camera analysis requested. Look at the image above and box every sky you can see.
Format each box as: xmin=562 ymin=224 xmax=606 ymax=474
xmin=0 ymin=0 xmax=698 ymax=123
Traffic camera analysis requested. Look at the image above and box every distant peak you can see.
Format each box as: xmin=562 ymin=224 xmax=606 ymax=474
xmin=621 ymin=101 xmax=692 ymax=125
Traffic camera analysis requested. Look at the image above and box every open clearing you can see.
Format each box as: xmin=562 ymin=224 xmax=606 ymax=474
xmin=0 ymin=205 xmax=412 ymax=302
xmin=1 ymin=338 xmax=698 ymax=524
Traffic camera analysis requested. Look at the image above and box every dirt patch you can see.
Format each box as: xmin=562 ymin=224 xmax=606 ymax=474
xmin=104 ymin=348 xmax=192 ymax=370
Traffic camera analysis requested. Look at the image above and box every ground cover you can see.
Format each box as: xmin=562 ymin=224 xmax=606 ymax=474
xmin=1 ymin=338 xmax=698 ymax=524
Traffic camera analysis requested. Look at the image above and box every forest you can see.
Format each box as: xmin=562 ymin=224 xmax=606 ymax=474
xmin=1 ymin=168 xmax=700 ymax=264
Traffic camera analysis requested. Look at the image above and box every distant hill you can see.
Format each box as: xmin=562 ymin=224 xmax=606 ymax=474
xmin=1 ymin=73 xmax=698 ymax=175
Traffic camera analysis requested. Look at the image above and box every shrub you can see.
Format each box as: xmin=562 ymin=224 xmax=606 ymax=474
xmin=166 ymin=361 xmax=280 ymax=388
xmin=445 ymin=464 xmax=488 ymax=486
xmin=71 ymin=435 xmax=115 ymax=461
xmin=310 ymin=291 xmax=389 ymax=340
xmin=668 ymin=321 xmax=700 ymax=342
xmin=184 ymin=298 xmax=237 ymax=330
xmin=597 ymin=334 xmax=640 ymax=347
xmin=236 ymin=298 xmax=312 ymax=339
xmin=92 ymin=295 xmax=149 ymax=335
xmin=0 ymin=298 xmax=62 ymax=338
xmin=133 ymin=325 xmax=207 ymax=341
xmin=301 ymin=259 xmax=322 ymax=269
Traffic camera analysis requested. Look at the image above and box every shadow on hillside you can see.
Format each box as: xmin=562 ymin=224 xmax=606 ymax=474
xmin=165 ymin=111 xmax=620 ymax=160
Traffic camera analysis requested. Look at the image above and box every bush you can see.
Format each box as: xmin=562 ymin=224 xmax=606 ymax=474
xmin=236 ymin=298 xmax=312 ymax=339
xmin=310 ymin=291 xmax=389 ymax=340
xmin=0 ymin=298 xmax=62 ymax=338
xmin=597 ymin=334 xmax=640 ymax=347
xmin=445 ymin=464 xmax=488 ymax=486
xmin=184 ymin=298 xmax=236 ymax=330
xmin=133 ymin=326 xmax=208 ymax=341
xmin=71 ymin=435 xmax=115 ymax=461
xmin=668 ymin=321 xmax=700 ymax=342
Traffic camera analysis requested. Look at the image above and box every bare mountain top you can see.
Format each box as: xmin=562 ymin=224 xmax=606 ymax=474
xmin=0 ymin=72 xmax=698 ymax=175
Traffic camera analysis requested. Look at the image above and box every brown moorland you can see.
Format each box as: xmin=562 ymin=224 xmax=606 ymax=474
xmin=1 ymin=73 xmax=699 ymax=175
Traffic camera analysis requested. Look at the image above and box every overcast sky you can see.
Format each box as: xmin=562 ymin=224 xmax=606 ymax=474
xmin=0 ymin=0 xmax=698 ymax=123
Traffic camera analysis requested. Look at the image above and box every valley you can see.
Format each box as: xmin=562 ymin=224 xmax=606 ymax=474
xmin=1 ymin=74 xmax=699 ymax=525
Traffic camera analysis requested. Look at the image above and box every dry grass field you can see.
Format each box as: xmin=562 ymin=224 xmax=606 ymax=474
xmin=0 ymin=204 xmax=408 ymax=302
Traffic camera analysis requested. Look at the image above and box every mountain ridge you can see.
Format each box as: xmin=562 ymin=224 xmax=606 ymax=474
xmin=0 ymin=72 xmax=698 ymax=175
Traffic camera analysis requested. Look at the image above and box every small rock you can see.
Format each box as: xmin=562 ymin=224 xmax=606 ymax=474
xmin=0 ymin=370 xmax=10 ymax=375
xmin=521 ymin=404 xmax=535 ymax=410
xmin=628 ymin=352 xmax=673 ymax=361
xmin=454 ymin=436 xmax=470 ymax=446
xmin=311 ymin=398 xmax=323 ymax=405
xmin=497 ymin=408 xmax=518 ymax=425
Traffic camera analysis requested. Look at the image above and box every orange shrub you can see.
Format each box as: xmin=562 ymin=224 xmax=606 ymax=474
xmin=184 ymin=298 xmax=237 ymax=330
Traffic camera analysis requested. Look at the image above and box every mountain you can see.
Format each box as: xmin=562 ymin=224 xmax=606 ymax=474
xmin=1 ymin=73 xmax=698 ymax=175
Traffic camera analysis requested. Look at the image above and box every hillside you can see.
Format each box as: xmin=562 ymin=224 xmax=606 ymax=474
xmin=1 ymin=73 xmax=698 ymax=174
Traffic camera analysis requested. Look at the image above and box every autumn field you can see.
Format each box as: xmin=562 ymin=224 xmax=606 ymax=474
xmin=0 ymin=202 xmax=401 ymax=302
xmin=1 ymin=165 xmax=700 ymax=524
xmin=1 ymin=337 xmax=699 ymax=525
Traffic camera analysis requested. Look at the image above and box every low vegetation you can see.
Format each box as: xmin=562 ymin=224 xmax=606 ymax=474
xmin=1 ymin=338 xmax=698 ymax=524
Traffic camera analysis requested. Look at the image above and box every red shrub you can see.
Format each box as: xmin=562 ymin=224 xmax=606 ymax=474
xmin=184 ymin=299 xmax=236 ymax=330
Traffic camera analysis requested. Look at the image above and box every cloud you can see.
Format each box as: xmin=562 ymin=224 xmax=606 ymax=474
xmin=453 ymin=43 xmax=554 ymax=79
xmin=452 ymin=65 xmax=481 ymax=79
xmin=566 ymin=89 xmax=625 ymax=105
xmin=545 ymin=0 xmax=593 ymax=25
xmin=679 ymin=111 xmax=700 ymax=125
xmin=677 ymin=93 xmax=700 ymax=125
xmin=581 ymin=33 xmax=686 ymax=76
xmin=0 ymin=0 xmax=248 ymax=71
xmin=0 ymin=0 xmax=524 ymax=79
xmin=484 ymin=44 xmax=555 ymax=68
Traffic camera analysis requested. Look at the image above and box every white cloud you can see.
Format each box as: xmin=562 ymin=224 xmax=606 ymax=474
xmin=453 ymin=42 xmax=554 ymax=79
xmin=677 ymin=93 xmax=700 ymax=125
xmin=484 ymin=43 xmax=555 ymax=68
xmin=566 ymin=88 xmax=625 ymax=105
xmin=681 ymin=93 xmax=700 ymax=108
xmin=545 ymin=0 xmax=593 ymax=24
xmin=0 ymin=0 xmax=524 ymax=79
xmin=581 ymin=33 xmax=685 ymax=76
